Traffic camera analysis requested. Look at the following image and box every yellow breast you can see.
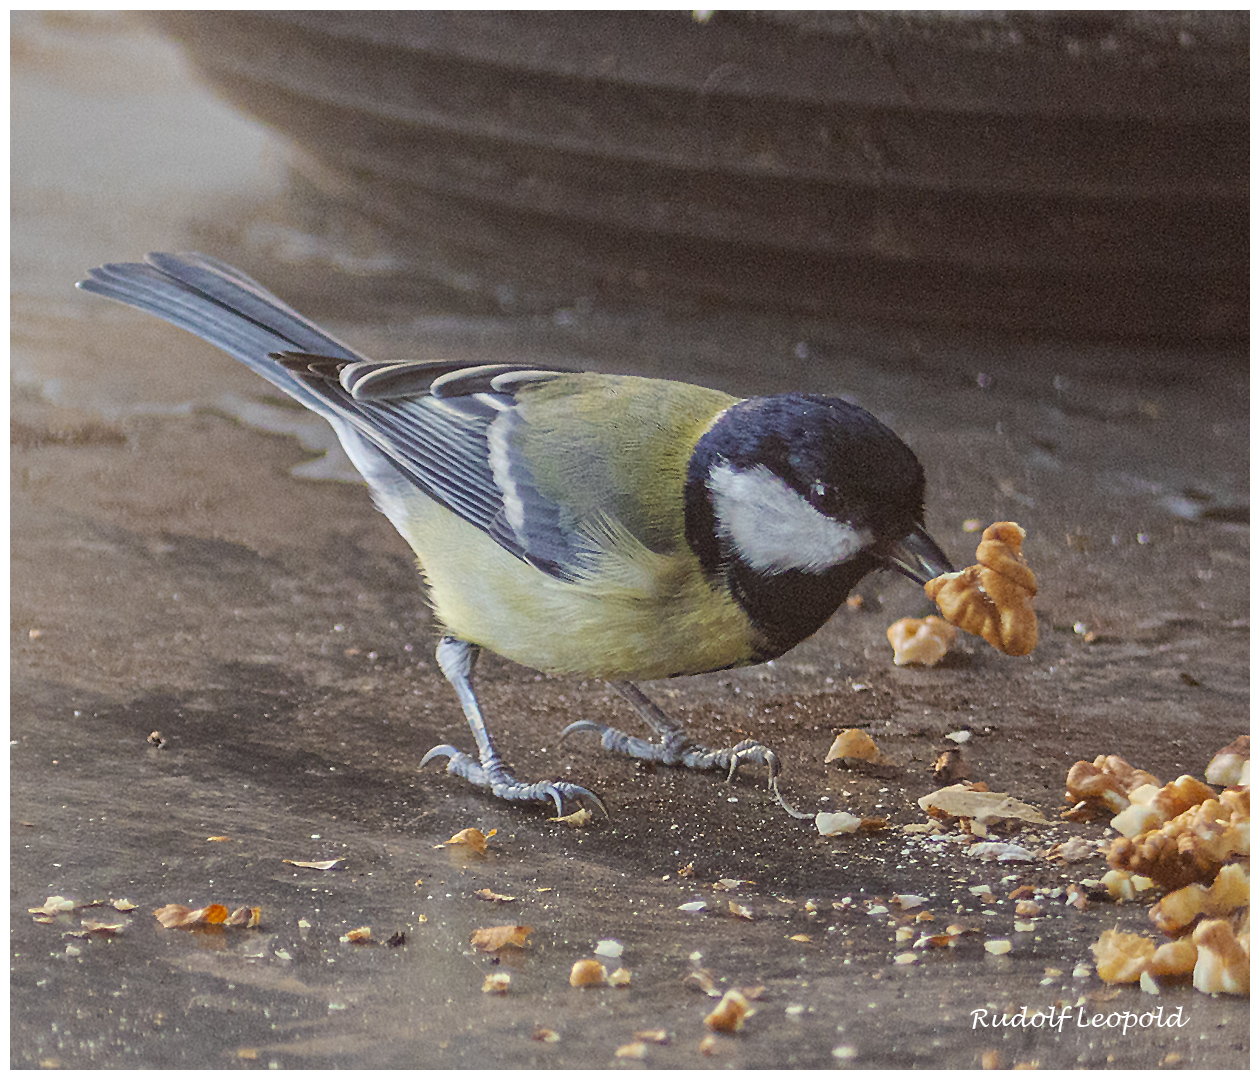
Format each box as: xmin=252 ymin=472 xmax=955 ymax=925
xmin=398 ymin=496 xmax=757 ymax=680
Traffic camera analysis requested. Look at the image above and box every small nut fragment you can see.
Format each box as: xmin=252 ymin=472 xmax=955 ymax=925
xmin=1147 ymin=937 xmax=1198 ymax=979
xmin=1100 ymin=869 xmax=1142 ymax=902
xmin=933 ymin=747 xmax=969 ymax=783
xmin=967 ymin=836 xmax=1038 ymax=861
xmin=704 ymin=989 xmax=755 ymax=1033
xmin=1065 ymin=885 xmax=1091 ymax=911
xmin=29 ymin=896 xmax=76 ymax=917
xmin=1047 ymin=837 xmax=1100 ymax=863
xmin=1149 ymin=862 xmax=1249 ymax=935
xmin=825 ymin=728 xmax=883 ymax=763
xmin=482 ymin=972 xmax=511 ymax=994
xmin=1091 ymin=929 xmax=1155 ymax=983
xmin=925 ymin=522 xmax=1037 ymax=656
xmin=1205 ymin=736 xmax=1249 ymax=787
xmin=470 ymin=925 xmax=534 ymax=952
xmin=1064 ymin=756 xmax=1160 ymax=820
xmin=815 ymin=811 xmax=862 ymax=836
xmin=550 ymin=807 xmax=593 ymax=827
xmin=919 ymin=784 xmax=1047 ymax=833
xmin=914 ymin=929 xmax=962 ymax=949
xmin=569 ymin=959 xmax=609 ymax=987
xmin=886 ymin=616 xmax=955 ymax=667
xmin=1191 ymin=917 xmax=1250 ymax=995
xmin=436 ymin=827 xmax=497 ymax=854
xmin=890 ymin=893 xmax=928 ymax=910
xmin=153 ymin=903 xmax=261 ymax=929
xmin=683 ymin=967 xmax=721 ymax=996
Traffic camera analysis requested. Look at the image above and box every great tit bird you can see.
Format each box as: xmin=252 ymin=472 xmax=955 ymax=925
xmin=78 ymin=253 xmax=952 ymax=817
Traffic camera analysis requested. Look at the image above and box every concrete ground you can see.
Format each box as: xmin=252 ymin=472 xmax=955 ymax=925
xmin=11 ymin=12 xmax=1249 ymax=1070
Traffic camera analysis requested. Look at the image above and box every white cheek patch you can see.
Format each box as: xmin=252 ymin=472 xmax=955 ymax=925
xmin=708 ymin=463 xmax=871 ymax=574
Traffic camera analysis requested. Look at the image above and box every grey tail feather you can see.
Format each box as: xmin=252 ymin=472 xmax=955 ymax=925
xmin=76 ymin=252 xmax=366 ymax=417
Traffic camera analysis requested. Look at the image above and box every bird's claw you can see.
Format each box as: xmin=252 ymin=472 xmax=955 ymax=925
xmin=419 ymin=743 xmax=465 ymax=770
xmin=420 ymin=743 xmax=607 ymax=817
xmin=699 ymin=737 xmax=780 ymax=786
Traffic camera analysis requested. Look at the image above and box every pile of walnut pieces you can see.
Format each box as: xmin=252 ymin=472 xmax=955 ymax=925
xmin=1067 ymin=738 xmax=1250 ymax=996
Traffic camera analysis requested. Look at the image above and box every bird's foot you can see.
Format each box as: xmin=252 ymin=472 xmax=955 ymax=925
xmin=559 ymin=721 xmax=811 ymax=819
xmin=420 ymin=744 xmax=607 ymax=817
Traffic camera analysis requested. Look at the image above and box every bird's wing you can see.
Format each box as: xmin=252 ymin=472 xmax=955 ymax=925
xmin=278 ymin=352 xmax=609 ymax=579
xmin=77 ymin=253 xmax=604 ymax=580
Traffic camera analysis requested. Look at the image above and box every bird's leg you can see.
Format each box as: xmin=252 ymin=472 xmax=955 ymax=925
xmin=561 ymin=681 xmax=810 ymax=818
xmin=420 ymin=636 xmax=606 ymax=816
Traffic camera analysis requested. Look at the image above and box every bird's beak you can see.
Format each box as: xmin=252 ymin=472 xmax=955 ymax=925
xmin=884 ymin=525 xmax=954 ymax=586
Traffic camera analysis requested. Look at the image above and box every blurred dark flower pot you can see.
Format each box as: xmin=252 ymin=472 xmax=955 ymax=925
xmin=152 ymin=10 xmax=1247 ymax=345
